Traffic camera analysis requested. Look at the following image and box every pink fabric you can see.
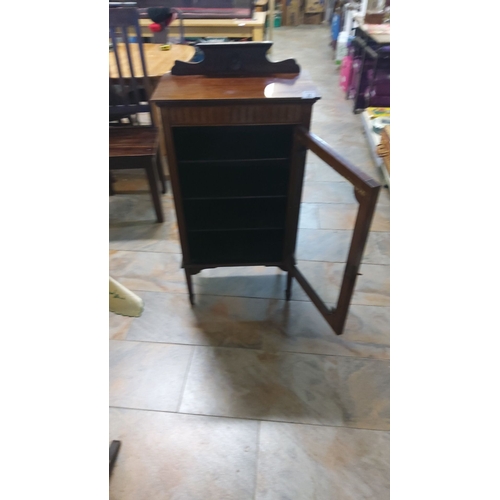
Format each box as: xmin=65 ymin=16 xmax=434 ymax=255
xmin=339 ymin=55 xmax=353 ymax=92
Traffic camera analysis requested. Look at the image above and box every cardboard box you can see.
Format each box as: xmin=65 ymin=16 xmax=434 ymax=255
xmin=254 ymin=0 xmax=268 ymax=12
xmin=364 ymin=12 xmax=385 ymax=24
xmin=304 ymin=12 xmax=323 ymax=24
xmin=283 ymin=0 xmax=304 ymax=26
xmin=304 ymin=0 xmax=324 ymax=13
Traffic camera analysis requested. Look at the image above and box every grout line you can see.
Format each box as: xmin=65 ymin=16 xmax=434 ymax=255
xmin=300 ymin=201 xmax=390 ymax=207
xmin=253 ymin=421 xmax=262 ymax=500
xmin=296 ymin=257 xmax=390 ymax=265
xmin=297 ymin=226 xmax=390 ymax=233
xmin=110 ymin=248 xmax=390 ymax=266
xmin=110 ymin=338 xmax=390 ymax=362
xmin=117 ymin=289 xmax=390 ymax=307
xmin=312 ymin=229 xmax=390 ymax=233
xmin=109 ymin=405 xmax=390 ymax=433
xmin=111 ymin=227 xmax=390 ymax=237
xmin=109 ymin=247 xmax=182 ymax=254
xmin=176 ymin=346 xmax=196 ymax=413
xmin=109 ymin=286 xmax=389 ymax=307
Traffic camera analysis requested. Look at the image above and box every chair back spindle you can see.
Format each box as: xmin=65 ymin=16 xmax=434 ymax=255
xmin=109 ymin=7 xmax=152 ymax=120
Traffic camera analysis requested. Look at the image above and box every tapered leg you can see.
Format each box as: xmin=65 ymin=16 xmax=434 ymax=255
xmin=185 ymin=268 xmax=195 ymax=305
xmin=109 ymin=171 xmax=115 ymax=196
xmin=156 ymin=149 xmax=167 ymax=194
xmin=109 ymin=440 xmax=121 ymax=476
xmin=286 ymin=270 xmax=293 ymax=301
xmin=145 ymin=158 xmax=164 ymax=223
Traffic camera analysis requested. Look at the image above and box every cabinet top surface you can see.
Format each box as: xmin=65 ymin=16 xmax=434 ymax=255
xmin=151 ymin=71 xmax=321 ymax=104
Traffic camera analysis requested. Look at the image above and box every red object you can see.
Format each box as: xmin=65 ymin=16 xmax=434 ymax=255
xmin=149 ymin=22 xmax=163 ymax=33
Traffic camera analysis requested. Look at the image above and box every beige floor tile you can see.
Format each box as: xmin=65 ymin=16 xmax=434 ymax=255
xmin=109 ymin=218 xmax=181 ymax=254
xmin=302 ymin=181 xmax=358 ymax=204
xmin=110 ymin=191 xmax=175 ymax=225
xmin=297 ymin=228 xmax=352 ymax=263
xmin=302 ymin=181 xmax=389 ymax=206
xmin=256 ymin=422 xmax=389 ymax=500
xmin=109 ymin=250 xmax=186 ymax=293
xmin=126 ymin=290 xmax=279 ymax=349
xmin=191 ymin=260 xmax=389 ymax=307
xmin=376 ymin=186 xmax=390 ymax=206
xmin=109 ymin=312 xmax=135 ymax=340
xmin=194 ymin=265 xmax=292 ymax=301
xmin=318 ymin=203 xmax=390 ymax=232
xmin=180 ymin=347 xmax=389 ymax=429
xmin=297 ymin=228 xmax=390 ymax=265
xmin=298 ymin=203 xmax=320 ymax=229
xmin=125 ymin=290 xmax=388 ymax=359
xmin=110 ymin=340 xmax=193 ymax=411
xmin=305 ymin=160 xmax=347 ymax=183
xmin=110 ymin=408 xmax=258 ymax=500
xmin=295 ymin=260 xmax=390 ymax=306
xmin=266 ymin=301 xmax=389 ymax=360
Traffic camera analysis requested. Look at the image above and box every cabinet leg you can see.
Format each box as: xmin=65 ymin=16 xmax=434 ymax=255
xmin=109 ymin=440 xmax=121 ymax=476
xmin=285 ymin=271 xmax=293 ymax=301
xmin=185 ymin=269 xmax=195 ymax=305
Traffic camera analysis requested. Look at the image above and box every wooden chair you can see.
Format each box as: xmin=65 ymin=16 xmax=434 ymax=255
xmin=109 ymin=6 xmax=166 ymax=223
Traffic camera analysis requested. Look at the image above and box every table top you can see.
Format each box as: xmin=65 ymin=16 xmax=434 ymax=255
xmin=138 ymin=11 xmax=266 ymax=29
xmin=151 ymin=70 xmax=321 ymax=103
xmin=109 ymin=43 xmax=195 ymax=79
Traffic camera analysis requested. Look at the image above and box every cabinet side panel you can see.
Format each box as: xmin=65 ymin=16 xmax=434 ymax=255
xmin=283 ymin=104 xmax=314 ymax=266
xmin=160 ymin=107 xmax=192 ymax=265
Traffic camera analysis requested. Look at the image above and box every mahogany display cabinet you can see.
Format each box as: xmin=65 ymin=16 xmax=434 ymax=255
xmin=151 ymin=42 xmax=381 ymax=335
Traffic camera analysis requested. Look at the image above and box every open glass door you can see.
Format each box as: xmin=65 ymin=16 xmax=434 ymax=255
xmin=285 ymin=127 xmax=381 ymax=335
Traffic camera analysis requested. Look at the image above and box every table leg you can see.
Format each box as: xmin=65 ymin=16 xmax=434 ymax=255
xmin=253 ymin=23 xmax=264 ymax=41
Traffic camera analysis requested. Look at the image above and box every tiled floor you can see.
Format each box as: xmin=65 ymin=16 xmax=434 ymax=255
xmin=110 ymin=25 xmax=389 ymax=500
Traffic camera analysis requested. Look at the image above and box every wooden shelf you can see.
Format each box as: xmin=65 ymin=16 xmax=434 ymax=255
xmin=184 ymin=197 xmax=287 ymax=231
xmin=179 ymin=159 xmax=290 ymax=199
xmin=188 ymin=229 xmax=284 ymax=265
xmin=172 ymin=125 xmax=294 ymax=162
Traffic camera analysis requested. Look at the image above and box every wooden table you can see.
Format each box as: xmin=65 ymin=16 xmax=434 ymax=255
xmin=110 ymin=43 xmax=195 ymax=159
xmin=109 ymin=43 xmax=195 ymax=79
xmin=137 ymin=12 xmax=266 ymax=41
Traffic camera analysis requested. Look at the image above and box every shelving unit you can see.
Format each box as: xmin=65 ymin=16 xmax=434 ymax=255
xmin=361 ymin=110 xmax=390 ymax=188
xmin=174 ymin=124 xmax=292 ymax=265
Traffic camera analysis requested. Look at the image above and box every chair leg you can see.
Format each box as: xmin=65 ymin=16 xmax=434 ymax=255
xmin=145 ymin=157 xmax=164 ymax=223
xmin=156 ymin=149 xmax=167 ymax=194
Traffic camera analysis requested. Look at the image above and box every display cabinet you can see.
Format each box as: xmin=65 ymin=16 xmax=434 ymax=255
xmin=151 ymin=42 xmax=381 ymax=335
